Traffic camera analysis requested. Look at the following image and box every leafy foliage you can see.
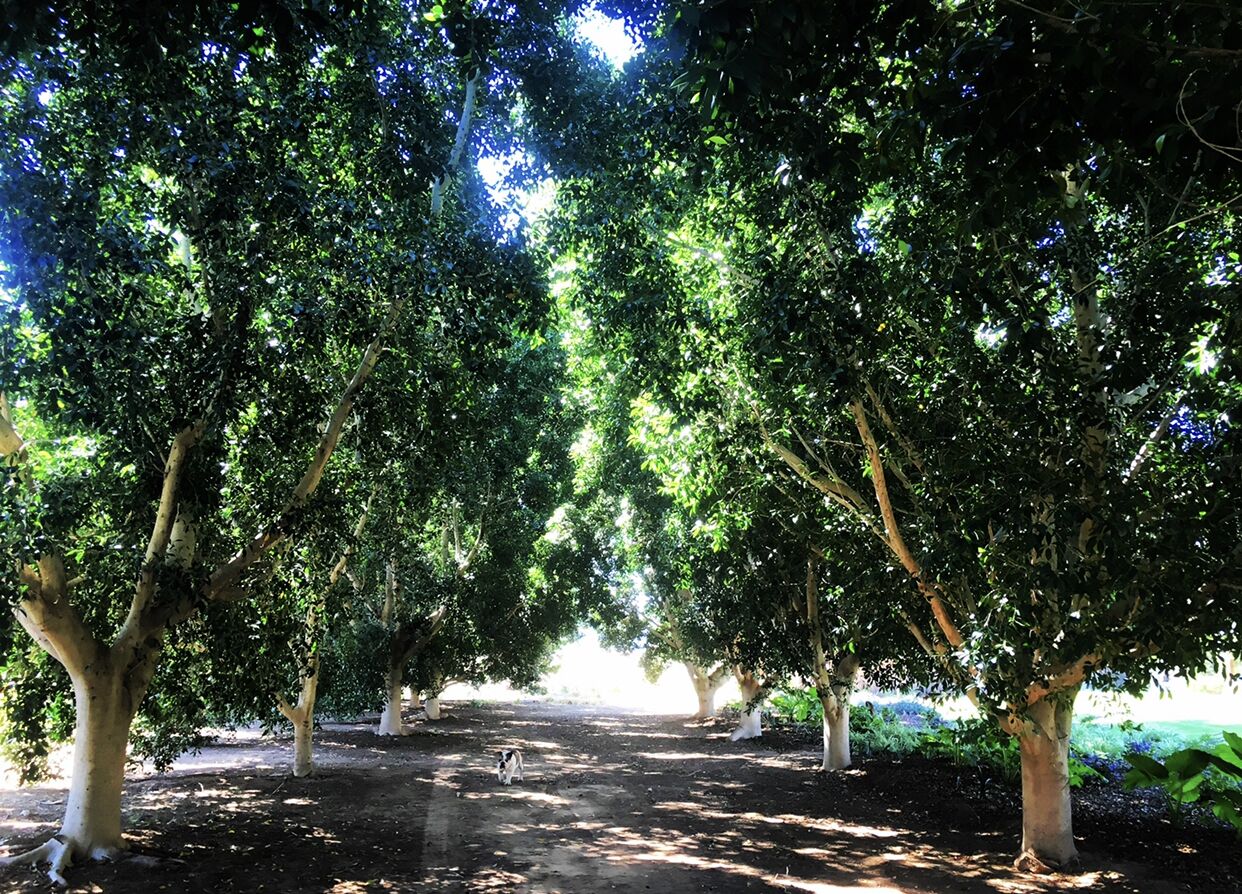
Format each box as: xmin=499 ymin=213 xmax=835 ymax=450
xmin=1124 ymin=732 xmax=1242 ymax=833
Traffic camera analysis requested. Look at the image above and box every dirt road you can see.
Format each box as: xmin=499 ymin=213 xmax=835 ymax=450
xmin=0 ymin=701 xmax=1230 ymax=892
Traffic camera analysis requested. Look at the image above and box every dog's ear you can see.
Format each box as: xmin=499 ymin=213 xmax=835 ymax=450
xmin=497 ymin=751 xmax=504 ymax=760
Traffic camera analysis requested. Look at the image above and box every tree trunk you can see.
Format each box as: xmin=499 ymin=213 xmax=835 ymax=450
xmin=60 ymin=666 xmax=131 ymax=857
xmin=291 ymin=715 xmax=313 ymax=777
xmin=730 ymin=670 xmax=763 ymax=741
xmin=820 ymin=699 xmax=851 ymax=771
xmin=1015 ymin=693 xmax=1079 ymax=871
xmin=0 ymin=656 xmax=140 ymax=885
xmin=377 ymin=670 xmax=406 ymax=736
xmin=423 ymin=697 xmax=441 ymax=721
xmin=685 ymin=663 xmax=724 ymax=719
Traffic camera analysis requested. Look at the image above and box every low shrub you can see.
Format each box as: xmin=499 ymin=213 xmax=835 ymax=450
xmin=850 ymin=702 xmax=921 ymax=757
xmin=1123 ymin=732 xmax=1242 ymax=834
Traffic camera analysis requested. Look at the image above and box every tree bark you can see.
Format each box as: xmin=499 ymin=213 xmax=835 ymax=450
xmin=685 ymin=662 xmax=726 ymax=719
xmin=60 ymin=663 xmax=131 ymax=857
xmin=377 ymin=670 xmax=406 ymax=736
xmin=291 ymin=714 xmax=313 ymax=778
xmin=423 ymin=697 xmax=441 ymax=721
xmin=729 ymin=669 xmax=764 ymax=741
xmin=0 ymin=656 xmax=140 ymax=885
xmin=1015 ymin=692 xmax=1079 ymax=871
xmin=277 ymin=666 xmax=319 ymax=778
xmin=805 ymin=555 xmax=858 ymax=771
xmin=821 ymin=699 xmax=851 ymax=771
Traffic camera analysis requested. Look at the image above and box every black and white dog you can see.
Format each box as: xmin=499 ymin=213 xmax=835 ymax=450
xmin=496 ymin=748 xmax=524 ymax=785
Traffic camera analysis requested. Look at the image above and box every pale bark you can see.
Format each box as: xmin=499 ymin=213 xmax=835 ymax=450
xmin=729 ymin=669 xmax=764 ymax=741
xmin=685 ymin=662 xmax=727 ymax=718
xmin=423 ymin=697 xmax=441 ymax=721
xmin=291 ymin=715 xmax=313 ymax=777
xmin=0 ymin=652 xmax=140 ymax=886
xmin=1014 ymin=691 xmax=1079 ymax=871
xmin=276 ymin=662 xmax=319 ymax=777
xmin=60 ymin=665 xmax=131 ymax=856
xmin=804 ymin=556 xmax=858 ymax=770
xmin=429 ymin=69 xmax=479 ymax=216
xmin=377 ymin=671 xmax=407 ymax=736
xmin=0 ymin=392 xmax=25 ymax=457
xmin=375 ymin=566 xmax=447 ymax=735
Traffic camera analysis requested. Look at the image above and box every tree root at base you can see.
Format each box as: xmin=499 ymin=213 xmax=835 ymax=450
xmin=1 ymin=835 xmax=78 ymax=887
xmin=0 ymin=836 xmax=180 ymax=887
xmin=1014 ymin=849 xmax=1080 ymax=875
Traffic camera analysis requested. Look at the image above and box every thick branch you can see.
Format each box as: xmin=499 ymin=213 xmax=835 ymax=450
xmin=116 ymin=423 xmax=204 ymax=652
xmin=864 ymin=382 xmax=925 ymax=476
xmin=0 ymin=392 xmax=24 ymax=457
xmin=757 ymin=416 xmax=872 ymax=517
xmin=429 ymin=69 xmax=480 ymax=216
xmin=850 ymin=400 xmax=965 ymax=649
xmin=1026 ymin=652 xmax=1099 ymax=706
xmin=329 ymin=486 xmax=379 ymax=587
xmin=14 ymin=556 xmax=97 ymax=675
xmin=391 ymin=603 xmax=449 ymax=670
xmin=1125 ymin=398 xmax=1183 ymax=481
xmin=207 ymin=295 xmax=406 ymax=600
xmin=275 ymin=694 xmax=299 ymax=723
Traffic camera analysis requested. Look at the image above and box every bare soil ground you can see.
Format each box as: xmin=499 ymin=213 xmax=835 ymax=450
xmin=1 ymin=701 xmax=1238 ymax=893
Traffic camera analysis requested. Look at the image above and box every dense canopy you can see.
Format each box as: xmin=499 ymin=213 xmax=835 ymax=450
xmin=0 ymin=0 xmax=1239 ymax=886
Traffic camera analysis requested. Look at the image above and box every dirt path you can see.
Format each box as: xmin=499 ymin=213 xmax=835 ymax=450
xmin=0 ymin=701 xmax=1228 ymax=893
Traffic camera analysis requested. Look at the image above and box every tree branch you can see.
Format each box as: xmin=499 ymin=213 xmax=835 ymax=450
xmin=207 ymin=294 xmax=407 ymax=600
xmin=116 ymin=423 xmax=205 ymax=653
xmin=0 ymin=392 xmax=24 ymax=457
xmin=1026 ymin=652 xmax=1099 ymax=706
xmin=850 ymin=399 xmax=966 ymax=649
xmin=756 ymin=414 xmax=871 ymax=516
xmin=1125 ymin=397 xmax=1183 ymax=481
xmin=329 ymin=485 xmax=379 ymax=587
xmin=430 ymin=68 xmax=480 ymax=216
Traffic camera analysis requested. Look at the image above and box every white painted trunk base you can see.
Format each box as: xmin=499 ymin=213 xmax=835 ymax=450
xmin=821 ymin=702 xmax=851 ymax=771
xmin=423 ymin=697 xmax=441 ymax=721
xmin=377 ymin=676 xmax=407 ymax=736
xmin=730 ymin=676 xmax=764 ymax=741
xmin=292 ymin=719 xmax=313 ymax=778
xmin=1016 ymin=697 xmax=1079 ymax=869
xmin=1 ymin=670 xmax=133 ymax=885
xmin=686 ymin=664 xmax=723 ymax=719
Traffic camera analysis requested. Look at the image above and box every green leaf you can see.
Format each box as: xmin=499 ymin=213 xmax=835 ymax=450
xmin=1165 ymin=749 xmax=1212 ymax=779
xmin=1123 ymin=752 xmax=1168 ymax=783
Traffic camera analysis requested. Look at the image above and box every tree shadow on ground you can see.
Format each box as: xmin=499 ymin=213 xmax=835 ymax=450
xmin=1 ymin=701 xmax=1234 ymax=893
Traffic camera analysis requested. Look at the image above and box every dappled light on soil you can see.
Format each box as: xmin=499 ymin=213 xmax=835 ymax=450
xmin=1 ymin=701 xmax=1233 ymax=893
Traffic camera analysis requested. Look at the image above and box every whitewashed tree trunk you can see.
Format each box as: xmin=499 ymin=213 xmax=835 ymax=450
xmin=291 ymin=715 xmax=313 ymax=777
xmin=277 ymin=665 xmax=319 ymax=777
xmin=820 ymin=699 xmax=851 ymax=771
xmin=685 ymin=663 xmax=726 ymax=719
xmin=377 ymin=671 xmax=407 ymax=736
xmin=1015 ymin=694 xmax=1079 ymax=870
xmin=804 ymin=556 xmax=859 ymax=771
xmin=61 ymin=666 xmax=131 ymax=858
xmin=423 ymin=697 xmax=441 ymax=720
xmin=730 ymin=669 xmax=764 ymax=741
xmin=0 ymin=651 xmax=142 ymax=886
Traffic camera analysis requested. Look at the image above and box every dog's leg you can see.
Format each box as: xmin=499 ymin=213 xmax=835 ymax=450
xmin=516 ymin=752 xmax=524 ymax=781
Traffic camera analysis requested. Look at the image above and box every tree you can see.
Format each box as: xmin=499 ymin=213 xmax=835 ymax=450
xmin=545 ymin=0 xmax=1241 ymax=869
xmin=0 ymin=0 xmax=553 ymax=880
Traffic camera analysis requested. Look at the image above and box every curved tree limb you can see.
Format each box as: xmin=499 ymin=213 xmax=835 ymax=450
xmin=850 ymin=399 xmax=966 ymax=650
